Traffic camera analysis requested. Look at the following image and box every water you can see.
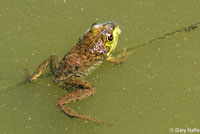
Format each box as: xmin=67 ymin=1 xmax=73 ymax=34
xmin=0 ymin=0 xmax=200 ymax=133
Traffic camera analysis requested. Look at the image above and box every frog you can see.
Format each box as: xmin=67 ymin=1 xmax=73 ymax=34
xmin=29 ymin=22 xmax=131 ymax=125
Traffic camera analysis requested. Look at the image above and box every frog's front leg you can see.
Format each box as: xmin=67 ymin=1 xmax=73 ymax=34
xmin=29 ymin=55 xmax=60 ymax=82
xmin=57 ymin=77 xmax=111 ymax=125
xmin=106 ymin=48 xmax=133 ymax=64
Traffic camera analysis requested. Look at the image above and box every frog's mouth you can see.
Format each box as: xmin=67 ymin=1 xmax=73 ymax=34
xmin=112 ymin=25 xmax=121 ymax=50
xmin=104 ymin=23 xmax=121 ymax=56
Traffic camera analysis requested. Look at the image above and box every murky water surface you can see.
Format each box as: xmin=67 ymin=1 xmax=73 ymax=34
xmin=0 ymin=0 xmax=200 ymax=134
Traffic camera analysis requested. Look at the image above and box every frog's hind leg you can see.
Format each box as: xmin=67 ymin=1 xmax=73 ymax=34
xmin=29 ymin=55 xmax=60 ymax=82
xmin=57 ymin=77 xmax=111 ymax=126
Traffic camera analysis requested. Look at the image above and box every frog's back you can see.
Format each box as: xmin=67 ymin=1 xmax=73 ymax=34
xmin=57 ymin=31 xmax=105 ymax=79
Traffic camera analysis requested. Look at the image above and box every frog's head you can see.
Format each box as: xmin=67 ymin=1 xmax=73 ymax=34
xmin=90 ymin=22 xmax=121 ymax=56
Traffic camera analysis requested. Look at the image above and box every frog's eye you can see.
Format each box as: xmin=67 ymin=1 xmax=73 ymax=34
xmin=106 ymin=33 xmax=113 ymax=41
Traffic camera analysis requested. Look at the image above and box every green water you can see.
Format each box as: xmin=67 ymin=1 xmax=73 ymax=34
xmin=1 ymin=0 xmax=200 ymax=134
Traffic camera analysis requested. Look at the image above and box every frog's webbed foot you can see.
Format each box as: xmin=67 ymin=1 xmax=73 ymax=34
xmin=57 ymin=77 xmax=111 ymax=126
xmin=29 ymin=55 xmax=60 ymax=82
xmin=107 ymin=48 xmax=133 ymax=64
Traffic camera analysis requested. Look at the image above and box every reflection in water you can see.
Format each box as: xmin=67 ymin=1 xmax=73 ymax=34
xmin=115 ymin=20 xmax=200 ymax=55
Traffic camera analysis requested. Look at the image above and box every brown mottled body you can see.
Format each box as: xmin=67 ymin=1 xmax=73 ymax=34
xmin=56 ymin=30 xmax=108 ymax=81
xmin=29 ymin=23 xmax=130 ymax=125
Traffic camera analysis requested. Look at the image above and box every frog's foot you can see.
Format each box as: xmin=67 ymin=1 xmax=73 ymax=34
xmin=57 ymin=77 xmax=111 ymax=126
xmin=29 ymin=55 xmax=60 ymax=82
xmin=107 ymin=48 xmax=133 ymax=64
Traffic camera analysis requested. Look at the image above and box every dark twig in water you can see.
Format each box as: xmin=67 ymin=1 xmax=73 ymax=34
xmin=115 ymin=20 xmax=200 ymax=54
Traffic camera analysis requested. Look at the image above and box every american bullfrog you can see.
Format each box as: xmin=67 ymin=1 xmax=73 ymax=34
xmin=29 ymin=22 xmax=130 ymax=125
